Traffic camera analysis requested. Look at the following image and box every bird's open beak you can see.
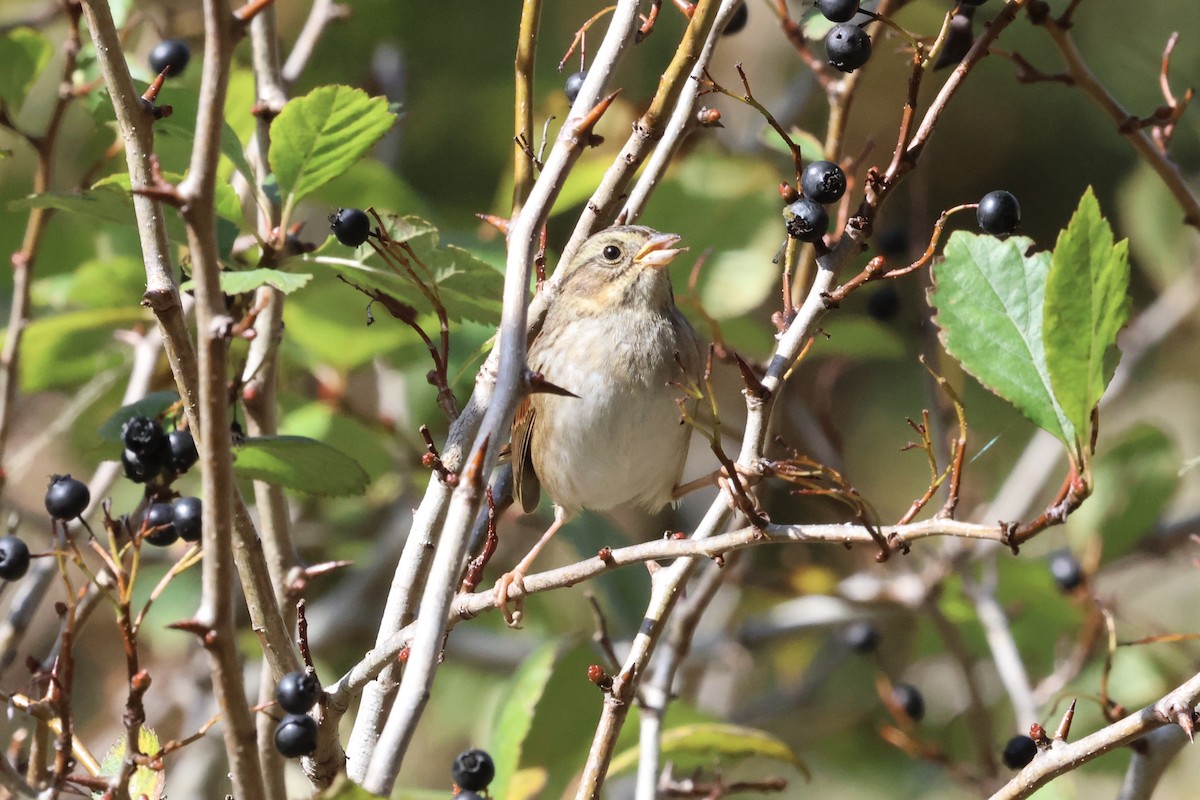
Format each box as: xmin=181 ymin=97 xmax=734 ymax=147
xmin=634 ymin=232 xmax=686 ymax=270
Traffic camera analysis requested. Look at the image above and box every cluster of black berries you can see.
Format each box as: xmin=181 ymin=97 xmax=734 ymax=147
xmin=817 ymin=1 xmax=872 ymax=73
xmin=783 ymin=159 xmax=847 ymax=243
xmin=452 ymin=748 xmax=495 ymax=799
xmin=119 ymin=415 xmax=203 ymax=547
xmin=121 ymin=415 xmax=198 ymax=484
xmin=274 ymin=670 xmax=323 ymax=758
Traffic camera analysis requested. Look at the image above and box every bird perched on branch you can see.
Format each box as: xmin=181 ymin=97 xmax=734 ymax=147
xmin=495 ymin=225 xmax=704 ymax=623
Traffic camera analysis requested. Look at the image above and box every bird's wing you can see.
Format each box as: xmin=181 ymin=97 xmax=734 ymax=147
xmin=511 ymin=395 xmax=541 ymax=513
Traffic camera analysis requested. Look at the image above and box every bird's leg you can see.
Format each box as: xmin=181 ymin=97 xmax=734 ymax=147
xmin=493 ymin=506 xmax=568 ymax=626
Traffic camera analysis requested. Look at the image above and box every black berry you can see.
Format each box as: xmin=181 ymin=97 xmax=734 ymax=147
xmin=328 ymin=208 xmax=371 ymax=247
xmin=977 ymin=190 xmax=1021 ymax=235
xmin=867 ymin=284 xmax=901 ymax=322
xmin=892 ymin=683 xmax=925 ymax=722
xmin=122 ymin=415 xmax=166 ymax=459
xmin=825 ymin=24 xmax=872 ymax=73
xmin=1049 ymin=550 xmax=1083 ymax=592
xmin=842 ymin=621 xmax=880 ymax=653
xmin=274 ymin=714 xmax=317 ymax=758
xmin=816 ymin=0 xmax=860 ymax=23
xmin=276 ymin=671 xmax=322 ymax=714
xmin=1002 ymin=734 xmax=1038 ymax=769
xmin=960 ymin=0 xmax=990 ymax=5
xmin=44 ymin=475 xmax=90 ymax=520
xmin=800 ymin=160 xmax=847 ymax=205
xmin=452 ymin=748 xmax=495 ymax=792
xmin=783 ymin=198 xmax=829 ymax=242
xmin=0 ymin=536 xmax=31 ymax=581
xmin=148 ymin=38 xmax=190 ymax=78
xmin=172 ymin=496 xmax=202 ymax=542
xmin=723 ymin=2 xmax=749 ymax=34
xmin=564 ymin=70 xmax=587 ymax=104
xmin=167 ymin=429 xmax=199 ymax=474
xmin=142 ymin=503 xmax=178 ymax=547
xmin=121 ymin=448 xmax=161 ymax=484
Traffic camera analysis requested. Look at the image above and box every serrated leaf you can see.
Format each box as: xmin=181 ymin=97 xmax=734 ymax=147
xmin=190 ymin=269 xmax=314 ymax=296
xmin=232 ymin=435 xmax=369 ymax=496
xmin=270 ymin=85 xmax=397 ymax=208
xmin=95 ymin=726 xmax=164 ymax=800
xmin=1044 ymin=187 xmax=1130 ymax=454
xmin=315 ymin=216 xmax=504 ymax=325
xmin=487 ymin=640 xmax=562 ymax=799
xmin=0 ymin=28 xmax=52 ymax=113
xmin=98 ymin=391 xmax=181 ymax=443
xmin=608 ymin=723 xmax=808 ymax=778
xmin=16 ymin=307 xmax=147 ymax=391
xmin=929 ymin=231 xmax=1075 ymax=447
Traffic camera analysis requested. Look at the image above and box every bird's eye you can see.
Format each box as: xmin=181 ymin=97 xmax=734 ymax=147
xmin=602 ymin=244 xmax=621 ymax=261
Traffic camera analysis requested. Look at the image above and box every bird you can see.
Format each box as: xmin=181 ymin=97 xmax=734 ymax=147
xmin=494 ymin=225 xmax=704 ymax=623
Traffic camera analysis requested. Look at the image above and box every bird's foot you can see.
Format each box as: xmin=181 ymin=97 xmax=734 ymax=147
xmin=493 ymin=570 xmax=527 ymax=628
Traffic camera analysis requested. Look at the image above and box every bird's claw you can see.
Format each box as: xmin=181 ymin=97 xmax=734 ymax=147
xmin=493 ymin=571 xmax=526 ymax=628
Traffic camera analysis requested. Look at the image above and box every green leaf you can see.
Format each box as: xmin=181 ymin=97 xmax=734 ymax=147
xmin=16 ymin=307 xmax=147 ymax=391
xmin=929 ymin=231 xmax=1075 ymax=447
xmin=95 ymin=726 xmax=164 ymax=800
xmin=179 ymin=269 xmax=313 ymax=296
xmin=1044 ymin=187 xmax=1130 ymax=453
xmin=609 ymin=723 xmax=808 ymax=778
xmin=314 ymin=215 xmax=504 ymax=326
xmin=269 ymin=85 xmax=397 ymax=208
xmin=0 ymin=28 xmax=52 ymax=114
xmin=1067 ymin=424 xmax=1178 ymax=563
xmin=98 ymin=391 xmax=181 ymax=444
xmin=487 ymin=640 xmax=563 ymax=799
xmin=232 ymin=435 xmax=370 ymax=496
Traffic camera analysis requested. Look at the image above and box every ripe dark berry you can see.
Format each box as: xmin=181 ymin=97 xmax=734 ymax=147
xmin=825 ymin=25 xmax=872 ymax=73
xmin=148 ymin=38 xmax=190 ymax=78
xmin=167 ymin=429 xmax=199 ymax=474
xmin=142 ymin=503 xmax=177 ymax=547
xmin=841 ymin=621 xmax=880 ymax=653
xmin=867 ymin=284 xmax=902 ymax=322
xmin=722 ymin=2 xmax=749 ymax=35
xmin=977 ymin=190 xmax=1021 ymax=235
xmin=816 ymin=0 xmax=860 ymax=23
xmin=800 ymin=160 xmax=847 ymax=205
xmin=172 ymin=496 xmax=202 ymax=542
xmin=1049 ymin=550 xmax=1083 ymax=592
xmin=452 ymin=748 xmax=495 ymax=792
xmin=564 ymin=70 xmax=587 ymax=104
xmin=892 ymin=683 xmax=925 ymax=722
xmin=1002 ymin=734 xmax=1038 ymax=769
xmin=783 ymin=198 xmax=829 ymax=242
xmin=0 ymin=536 xmax=31 ymax=581
xmin=45 ymin=475 xmax=90 ymax=520
xmin=122 ymin=448 xmax=161 ymax=484
xmin=328 ymin=208 xmax=371 ymax=247
xmin=276 ymin=671 xmax=321 ymax=714
xmin=123 ymin=416 xmax=166 ymax=458
xmin=274 ymin=714 xmax=317 ymax=758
